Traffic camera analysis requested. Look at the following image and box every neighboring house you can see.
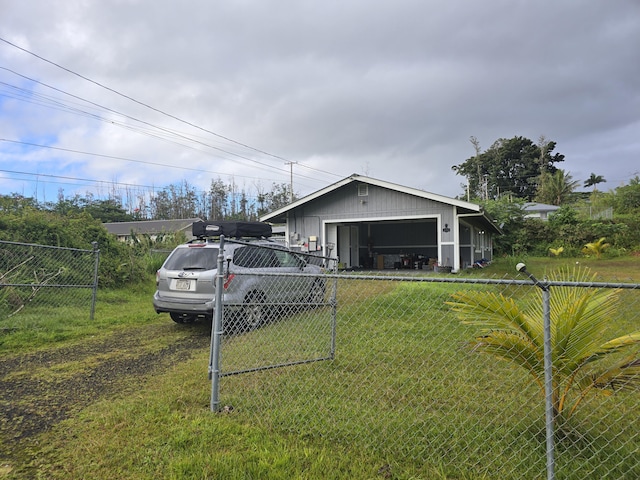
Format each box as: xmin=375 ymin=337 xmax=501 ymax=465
xmin=103 ymin=218 xmax=203 ymax=242
xmin=523 ymin=202 xmax=560 ymax=221
xmin=260 ymin=174 xmax=501 ymax=272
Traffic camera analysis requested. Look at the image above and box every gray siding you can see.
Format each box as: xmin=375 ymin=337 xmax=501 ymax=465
xmin=294 ymin=183 xmax=453 ymax=221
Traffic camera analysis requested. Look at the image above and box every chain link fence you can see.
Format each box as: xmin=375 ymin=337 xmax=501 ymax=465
xmin=0 ymin=240 xmax=99 ymax=326
xmin=209 ymin=240 xmax=639 ymax=479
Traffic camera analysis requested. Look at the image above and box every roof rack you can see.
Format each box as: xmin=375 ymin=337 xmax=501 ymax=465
xmin=192 ymin=221 xmax=272 ymax=239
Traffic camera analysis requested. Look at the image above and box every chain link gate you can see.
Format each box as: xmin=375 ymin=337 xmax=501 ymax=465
xmin=209 ymin=251 xmax=639 ymax=480
xmin=0 ymin=240 xmax=100 ymax=325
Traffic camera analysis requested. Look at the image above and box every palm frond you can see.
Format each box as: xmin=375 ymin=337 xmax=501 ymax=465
xmin=447 ymin=291 xmax=543 ymax=346
xmin=470 ymin=330 xmax=544 ymax=388
xmin=569 ymin=353 xmax=640 ymax=419
xmin=449 ymin=264 xmax=638 ymax=420
xmin=583 ymin=332 xmax=640 ymax=364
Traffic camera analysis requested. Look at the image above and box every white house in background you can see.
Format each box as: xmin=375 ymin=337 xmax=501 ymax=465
xmin=103 ymin=218 xmax=203 ymax=242
xmin=523 ymin=202 xmax=560 ymax=221
xmin=261 ymin=174 xmax=502 ymax=272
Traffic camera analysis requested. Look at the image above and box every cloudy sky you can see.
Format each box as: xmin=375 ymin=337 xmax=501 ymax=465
xmin=1 ymin=0 xmax=639 ymax=209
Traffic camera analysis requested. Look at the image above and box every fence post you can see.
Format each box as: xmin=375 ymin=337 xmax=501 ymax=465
xmin=517 ymin=263 xmax=555 ymax=480
xmin=209 ymin=235 xmax=226 ymax=412
xmin=90 ymin=241 xmax=100 ymax=320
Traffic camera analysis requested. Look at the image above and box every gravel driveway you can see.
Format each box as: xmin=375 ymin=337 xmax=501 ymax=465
xmin=0 ymin=322 xmax=211 ymax=471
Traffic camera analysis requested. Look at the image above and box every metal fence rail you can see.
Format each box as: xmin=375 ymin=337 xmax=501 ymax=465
xmin=0 ymin=240 xmax=100 ymax=322
xmin=209 ymin=241 xmax=639 ymax=479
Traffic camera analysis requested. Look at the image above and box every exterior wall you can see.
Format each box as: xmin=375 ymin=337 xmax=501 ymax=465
xmin=286 ymin=183 xmax=454 ymax=243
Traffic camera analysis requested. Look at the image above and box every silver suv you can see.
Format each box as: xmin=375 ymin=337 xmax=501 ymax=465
xmin=153 ymin=222 xmax=325 ymax=330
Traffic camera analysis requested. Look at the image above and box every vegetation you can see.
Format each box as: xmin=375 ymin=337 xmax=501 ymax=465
xmin=453 ymin=135 xmax=565 ymax=201
xmin=454 ymin=135 xmax=640 ymax=257
xmin=448 ymin=265 xmax=640 ymax=422
xmin=535 ymin=169 xmax=580 ymax=206
xmin=582 ymin=237 xmax=611 ymax=259
xmin=584 ymin=173 xmax=606 ymax=192
xmin=480 ymin=176 xmax=640 ymax=257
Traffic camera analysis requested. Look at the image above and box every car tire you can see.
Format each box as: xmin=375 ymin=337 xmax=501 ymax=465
xmin=241 ymin=292 xmax=267 ymax=331
xmin=170 ymin=312 xmax=197 ymax=324
xmin=307 ymin=279 xmax=326 ymax=307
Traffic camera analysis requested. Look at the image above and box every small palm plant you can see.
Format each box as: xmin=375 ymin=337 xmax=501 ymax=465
xmin=549 ymin=246 xmax=564 ymax=257
xmin=447 ymin=265 xmax=640 ymax=422
xmin=582 ymin=237 xmax=610 ymax=258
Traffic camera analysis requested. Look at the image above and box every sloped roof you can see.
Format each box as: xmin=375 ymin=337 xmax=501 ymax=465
xmin=524 ymin=202 xmax=560 ymax=213
xmin=261 ymin=174 xmax=482 ymax=223
xmin=103 ymin=218 xmax=203 ymax=236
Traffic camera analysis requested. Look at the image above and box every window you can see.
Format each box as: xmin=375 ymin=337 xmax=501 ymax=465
xmin=164 ymin=248 xmax=218 ymax=270
xmin=233 ymin=246 xmax=280 ymax=268
xmin=273 ymin=249 xmax=303 ymax=268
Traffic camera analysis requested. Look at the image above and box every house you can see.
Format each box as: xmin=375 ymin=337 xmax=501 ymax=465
xmin=103 ymin=218 xmax=203 ymax=242
xmin=523 ymin=202 xmax=560 ymax=221
xmin=260 ymin=174 xmax=501 ymax=271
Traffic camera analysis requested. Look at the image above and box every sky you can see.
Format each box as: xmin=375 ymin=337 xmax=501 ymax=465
xmin=1 ymin=0 xmax=639 ymax=211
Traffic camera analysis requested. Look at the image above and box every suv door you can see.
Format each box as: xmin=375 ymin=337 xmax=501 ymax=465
xmin=272 ymin=249 xmax=311 ymax=302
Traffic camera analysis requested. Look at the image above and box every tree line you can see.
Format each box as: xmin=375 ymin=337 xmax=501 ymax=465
xmin=1 ymin=178 xmax=295 ymax=223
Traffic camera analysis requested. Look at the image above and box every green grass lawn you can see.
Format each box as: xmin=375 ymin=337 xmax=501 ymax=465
xmin=3 ymin=258 xmax=639 ymax=479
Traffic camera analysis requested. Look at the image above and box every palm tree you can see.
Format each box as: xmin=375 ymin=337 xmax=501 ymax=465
xmin=536 ymin=169 xmax=580 ymax=206
xmin=447 ymin=266 xmax=640 ymax=422
xmin=584 ymin=173 xmax=606 ymax=192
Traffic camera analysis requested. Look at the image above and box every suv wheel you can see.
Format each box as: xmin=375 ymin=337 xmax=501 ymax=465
xmin=242 ymin=292 xmax=267 ymax=330
xmin=308 ymin=279 xmax=326 ymax=307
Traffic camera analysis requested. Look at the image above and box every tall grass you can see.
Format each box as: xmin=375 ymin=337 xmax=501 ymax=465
xmin=0 ymin=276 xmax=159 ymax=353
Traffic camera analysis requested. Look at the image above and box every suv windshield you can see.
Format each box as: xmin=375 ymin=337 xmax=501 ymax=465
xmin=163 ymin=247 xmax=219 ymax=271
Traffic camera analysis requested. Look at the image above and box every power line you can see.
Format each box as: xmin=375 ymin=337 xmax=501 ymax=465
xmin=0 ymin=168 xmax=289 ymax=206
xmin=0 ymin=139 xmax=268 ymax=180
xmin=0 ymin=168 xmax=157 ymax=191
xmin=0 ymin=66 xmax=338 ymax=189
xmin=0 ymin=37 xmax=285 ymax=161
xmin=0 ymin=67 xmax=299 ymax=179
xmin=0 ymin=37 xmax=343 ymax=184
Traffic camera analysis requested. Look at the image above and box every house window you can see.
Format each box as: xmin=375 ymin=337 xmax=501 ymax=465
xmin=357 ymin=184 xmax=368 ymax=196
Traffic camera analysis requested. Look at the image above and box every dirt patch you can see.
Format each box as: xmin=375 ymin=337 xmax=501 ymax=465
xmin=0 ymin=322 xmax=211 ymax=468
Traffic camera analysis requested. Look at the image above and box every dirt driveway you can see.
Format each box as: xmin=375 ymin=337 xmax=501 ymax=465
xmin=0 ymin=322 xmax=211 ymax=471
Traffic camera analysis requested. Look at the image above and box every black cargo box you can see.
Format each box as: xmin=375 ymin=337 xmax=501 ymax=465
xmin=192 ymin=221 xmax=272 ymax=238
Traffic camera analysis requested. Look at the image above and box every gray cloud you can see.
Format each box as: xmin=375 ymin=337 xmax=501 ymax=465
xmin=1 ymin=0 xmax=639 ymax=202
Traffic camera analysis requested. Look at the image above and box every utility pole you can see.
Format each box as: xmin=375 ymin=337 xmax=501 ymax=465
xmin=470 ymin=136 xmax=482 ymax=200
xmin=285 ymin=161 xmax=297 ymax=203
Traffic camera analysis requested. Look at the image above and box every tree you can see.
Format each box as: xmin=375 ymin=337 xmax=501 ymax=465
xmin=584 ymin=173 xmax=606 ymax=192
xmin=150 ymin=181 xmax=199 ymax=219
xmin=257 ymin=183 xmax=295 ymax=217
xmin=209 ymin=178 xmax=229 ymax=220
xmin=453 ymin=136 xmax=565 ymax=201
xmin=447 ymin=265 xmax=640 ymax=423
xmin=535 ymin=169 xmax=579 ymax=205
xmin=480 ymin=197 xmax=528 ymax=255
xmin=84 ymin=199 xmax=132 ymax=222
xmin=611 ymin=176 xmax=640 ymax=213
